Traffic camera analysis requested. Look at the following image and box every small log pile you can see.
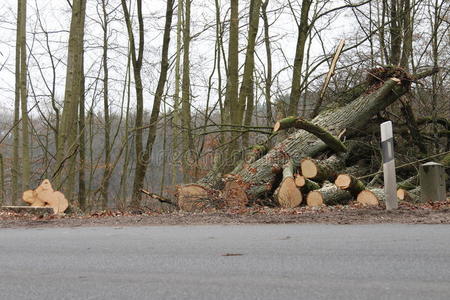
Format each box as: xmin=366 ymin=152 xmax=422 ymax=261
xmin=171 ymin=67 xmax=446 ymax=211
xmin=22 ymin=179 xmax=69 ymax=214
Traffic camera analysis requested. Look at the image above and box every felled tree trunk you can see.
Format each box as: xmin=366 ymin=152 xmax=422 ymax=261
xmin=273 ymin=116 xmax=347 ymax=153
xmin=301 ymin=155 xmax=346 ymax=182
xmin=177 ymin=69 xmax=436 ymax=205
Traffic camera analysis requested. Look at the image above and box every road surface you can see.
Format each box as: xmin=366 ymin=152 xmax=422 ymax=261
xmin=1 ymin=224 xmax=450 ymax=299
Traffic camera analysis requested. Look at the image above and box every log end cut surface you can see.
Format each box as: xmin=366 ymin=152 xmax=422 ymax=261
xmin=177 ymin=185 xmax=210 ymax=212
xmin=357 ymin=190 xmax=380 ymax=206
xmin=301 ymin=159 xmax=318 ymax=179
xmin=335 ymin=174 xmax=351 ymax=189
xmin=277 ymin=178 xmax=302 ymax=208
xmin=295 ymin=175 xmax=306 ymax=187
xmin=306 ymin=191 xmax=324 ymax=207
xmin=223 ymin=181 xmax=248 ymax=208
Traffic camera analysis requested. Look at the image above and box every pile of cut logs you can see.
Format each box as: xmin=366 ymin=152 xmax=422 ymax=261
xmin=274 ymin=156 xmax=423 ymax=209
xmin=172 ymin=67 xmax=447 ymax=212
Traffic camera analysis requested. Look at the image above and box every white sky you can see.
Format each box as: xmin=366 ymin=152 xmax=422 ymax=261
xmin=0 ymin=0 xmax=368 ymax=120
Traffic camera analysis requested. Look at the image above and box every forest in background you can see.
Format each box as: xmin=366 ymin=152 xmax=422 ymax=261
xmin=0 ymin=0 xmax=448 ymax=211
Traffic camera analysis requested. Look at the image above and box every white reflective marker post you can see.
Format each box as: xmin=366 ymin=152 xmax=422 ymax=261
xmin=380 ymin=121 xmax=398 ymax=210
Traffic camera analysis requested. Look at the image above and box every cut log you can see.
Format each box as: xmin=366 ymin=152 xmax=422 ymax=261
xmin=357 ymin=188 xmax=386 ymax=206
xmin=273 ymin=116 xmax=347 ymax=153
xmin=295 ymin=175 xmax=321 ymax=193
xmin=222 ymin=181 xmax=249 ymax=208
xmin=176 ymin=184 xmax=211 ymax=212
xmin=397 ymin=187 xmax=421 ymax=202
xmin=301 ymin=155 xmax=345 ymax=182
xmin=294 ymin=174 xmax=304 ymax=187
xmin=276 ymin=160 xmax=302 ymax=208
xmin=397 ymin=175 xmax=418 ymax=190
xmin=335 ymin=174 xmax=366 ymax=196
xmin=1 ymin=206 xmax=54 ymax=215
xmin=306 ymin=183 xmax=352 ymax=207
xmin=178 ymin=69 xmax=437 ymax=203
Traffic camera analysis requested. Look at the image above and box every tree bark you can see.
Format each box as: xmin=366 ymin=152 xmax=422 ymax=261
xmin=306 ymin=183 xmax=352 ymax=207
xmin=288 ymin=0 xmax=312 ymax=116
xmin=131 ymin=0 xmax=174 ymax=206
xmin=357 ymin=188 xmax=386 ymax=206
xmin=301 ymin=155 xmax=346 ymax=182
xmin=121 ymin=0 xmax=145 ymax=206
xmin=54 ymin=0 xmax=87 ymax=198
xmin=335 ymin=174 xmax=366 ymax=197
xmin=276 ymin=160 xmax=302 ymax=208
xmin=274 ymin=116 xmax=347 ymax=153
xmin=178 ymin=68 xmax=436 ymax=204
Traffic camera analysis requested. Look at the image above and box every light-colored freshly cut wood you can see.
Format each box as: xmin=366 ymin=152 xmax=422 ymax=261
xmin=294 ymin=174 xmax=304 ymax=187
xmin=223 ymin=181 xmax=248 ymax=208
xmin=23 ymin=190 xmax=45 ymax=206
xmin=34 ymin=179 xmax=68 ymax=214
xmin=277 ymin=160 xmax=302 ymax=208
xmin=306 ymin=183 xmax=352 ymax=207
xmin=47 ymin=191 xmax=69 ymax=214
xmin=335 ymin=174 xmax=365 ymax=196
xmin=397 ymin=187 xmax=421 ymax=202
xmin=176 ymin=69 xmax=437 ymax=204
xmin=177 ymin=184 xmax=210 ymax=212
xmin=357 ymin=188 xmax=386 ymax=206
xmin=301 ymin=155 xmax=344 ymax=182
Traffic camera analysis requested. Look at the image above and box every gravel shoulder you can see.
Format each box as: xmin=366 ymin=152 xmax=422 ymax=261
xmin=1 ymin=201 xmax=450 ymax=228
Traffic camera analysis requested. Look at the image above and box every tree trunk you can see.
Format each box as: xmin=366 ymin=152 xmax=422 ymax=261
xmin=306 ymin=183 xmax=352 ymax=207
xmin=19 ymin=0 xmax=30 ymax=191
xmin=335 ymin=174 xmax=366 ymax=197
xmin=132 ymin=0 xmax=174 ymax=204
xmin=301 ymin=155 xmax=346 ymax=182
xmin=261 ymin=0 xmax=273 ymax=126
xmin=397 ymin=187 xmax=421 ymax=202
xmin=288 ymin=0 xmax=312 ymax=116
xmin=100 ymin=0 xmax=111 ymax=209
xmin=239 ymin=0 xmax=262 ymax=148
xmin=121 ymin=0 xmax=145 ymax=206
xmin=0 ymin=153 xmax=4 ymax=206
xmin=357 ymin=188 xmax=385 ymax=206
xmin=276 ymin=160 xmax=302 ymax=208
xmin=181 ymin=0 xmax=195 ymax=182
xmin=222 ymin=0 xmax=240 ymax=173
xmin=54 ymin=0 xmax=87 ymax=198
xmin=185 ymin=69 xmax=436 ymax=203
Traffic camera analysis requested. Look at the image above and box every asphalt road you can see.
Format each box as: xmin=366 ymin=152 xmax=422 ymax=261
xmin=1 ymin=224 xmax=450 ymax=300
